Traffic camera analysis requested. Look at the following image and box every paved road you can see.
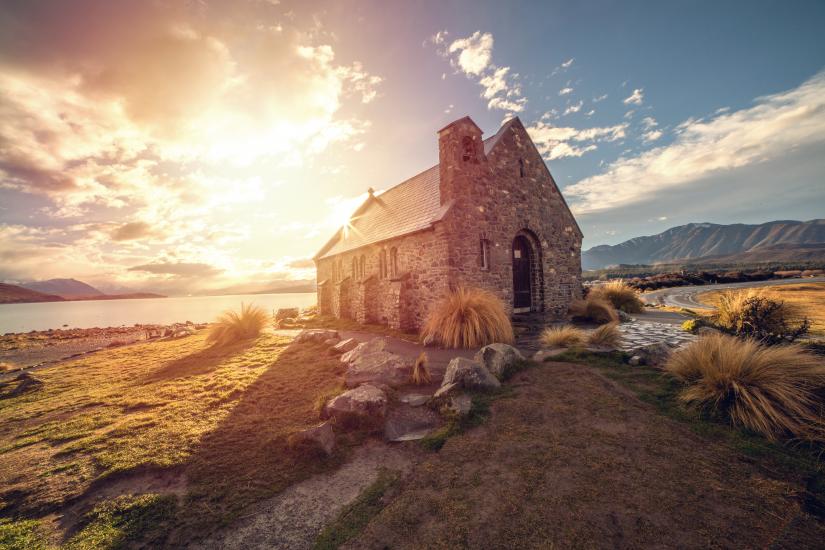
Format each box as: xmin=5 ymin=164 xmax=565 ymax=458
xmin=641 ymin=276 xmax=825 ymax=310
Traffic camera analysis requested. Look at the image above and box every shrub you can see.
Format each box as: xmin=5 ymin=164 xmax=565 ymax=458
xmin=591 ymin=281 xmax=644 ymax=313
xmin=207 ymin=303 xmax=269 ymax=347
xmin=715 ymin=290 xmax=810 ymax=345
xmin=587 ymin=323 xmax=621 ymax=348
xmin=411 ymin=351 xmax=431 ymax=385
xmin=569 ymin=295 xmax=619 ymax=325
xmin=540 ymin=325 xmax=586 ymax=348
xmin=681 ymin=319 xmax=700 ymax=333
xmin=421 ymin=287 xmax=514 ymax=349
xmin=665 ymin=333 xmax=825 ymax=442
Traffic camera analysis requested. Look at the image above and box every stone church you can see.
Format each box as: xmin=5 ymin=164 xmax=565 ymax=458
xmin=313 ymin=115 xmax=583 ymax=331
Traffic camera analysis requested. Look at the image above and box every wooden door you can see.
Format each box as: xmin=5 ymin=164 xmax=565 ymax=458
xmin=512 ymin=236 xmax=531 ymax=310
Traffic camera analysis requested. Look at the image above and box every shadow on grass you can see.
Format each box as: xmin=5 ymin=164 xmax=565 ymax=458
xmin=143 ymin=338 xmax=257 ymax=382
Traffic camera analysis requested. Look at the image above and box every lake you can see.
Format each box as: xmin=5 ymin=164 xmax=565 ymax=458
xmin=0 ymin=293 xmax=317 ymax=334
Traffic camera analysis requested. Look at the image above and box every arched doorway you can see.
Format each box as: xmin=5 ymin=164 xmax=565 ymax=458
xmin=512 ymin=235 xmax=532 ymax=313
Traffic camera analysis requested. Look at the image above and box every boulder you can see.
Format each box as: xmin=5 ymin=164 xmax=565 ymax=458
xmin=399 ymin=393 xmax=430 ymax=407
xmin=630 ymin=342 xmax=672 ymax=366
xmin=446 ymin=393 xmax=473 ymax=416
xmin=294 ymin=329 xmax=339 ymax=345
xmin=383 ymin=405 xmax=440 ymax=442
xmin=432 ymin=382 xmax=459 ymax=399
xmin=474 ymin=343 xmax=524 ymax=381
xmin=276 ymin=307 xmax=300 ymax=321
xmin=628 ymin=355 xmax=641 ymax=366
xmin=322 ymin=385 xmax=387 ymax=428
xmin=442 ymin=357 xmax=500 ymax=391
xmin=322 ymin=337 xmax=340 ymax=348
xmin=341 ymin=337 xmax=386 ymax=364
xmin=344 ymin=351 xmax=413 ymax=388
xmin=288 ymin=421 xmax=335 ymax=455
xmin=332 ymin=338 xmax=359 ymax=355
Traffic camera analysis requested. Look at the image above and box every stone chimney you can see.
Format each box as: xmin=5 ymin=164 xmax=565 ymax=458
xmin=437 ymin=116 xmax=486 ymax=205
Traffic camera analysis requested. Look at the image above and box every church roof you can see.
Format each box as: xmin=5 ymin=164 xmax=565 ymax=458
xmin=314 ymin=118 xmax=517 ymax=260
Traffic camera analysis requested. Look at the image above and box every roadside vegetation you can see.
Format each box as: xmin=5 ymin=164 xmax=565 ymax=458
xmin=421 ymin=286 xmax=514 ymax=348
xmin=568 ymin=293 xmax=619 ymax=324
xmin=540 ymin=325 xmax=586 ymax=348
xmin=207 ymin=303 xmax=270 ymax=347
xmin=589 ymin=280 xmax=644 ymax=313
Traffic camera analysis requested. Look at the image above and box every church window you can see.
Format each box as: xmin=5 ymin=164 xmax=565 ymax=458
xmin=389 ymin=247 xmax=398 ymax=278
xmin=461 ymin=136 xmax=475 ymax=162
xmin=519 ymin=158 xmax=525 ymax=178
xmin=359 ymin=255 xmax=366 ymax=279
xmin=480 ymin=239 xmax=491 ymax=270
xmin=379 ymin=249 xmax=387 ymax=279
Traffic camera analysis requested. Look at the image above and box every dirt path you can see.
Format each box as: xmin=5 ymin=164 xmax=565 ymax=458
xmin=347 ymin=361 xmax=825 ymax=549
xmin=190 ymin=441 xmax=415 ymax=550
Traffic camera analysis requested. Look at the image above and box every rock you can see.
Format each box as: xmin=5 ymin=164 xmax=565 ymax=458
xmin=288 ymin=421 xmax=335 ymax=455
xmin=474 ymin=343 xmax=524 ymax=381
xmin=533 ymin=348 xmax=569 ymax=362
xmin=696 ymin=326 xmax=721 ymax=336
xmin=341 ymin=338 xmax=387 ymax=364
xmin=344 ymin=351 xmax=413 ymax=388
xmin=384 ymin=405 xmax=440 ymax=442
xmin=617 ymin=310 xmax=633 ymax=323
xmin=7 ymin=372 xmax=44 ymax=396
xmin=433 ymin=382 xmax=459 ymax=399
xmin=322 ymin=385 xmax=387 ymax=428
xmin=628 ymin=355 xmax=641 ymax=366
xmin=276 ymin=307 xmax=300 ymax=321
xmin=294 ymin=329 xmax=339 ymax=345
xmin=630 ymin=342 xmax=672 ymax=366
xmin=332 ymin=338 xmax=359 ymax=355
xmin=322 ymin=337 xmax=340 ymax=347
xmin=442 ymin=357 xmax=500 ymax=391
xmin=399 ymin=393 xmax=431 ymax=407
xmin=446 ymin=393 xmax=472 ymax=416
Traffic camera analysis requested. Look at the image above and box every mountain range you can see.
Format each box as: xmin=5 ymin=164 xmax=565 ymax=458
xmin=21 ymin=278 xmax=104 ymax=298
xmin=582 ymin=219 xmax=825 ymax=270
xmin=0 ymin=279 xmax=166 ymax=305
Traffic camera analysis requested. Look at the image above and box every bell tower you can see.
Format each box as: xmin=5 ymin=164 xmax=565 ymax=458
xmin=437 ymin=116 xmax=486 ymax=205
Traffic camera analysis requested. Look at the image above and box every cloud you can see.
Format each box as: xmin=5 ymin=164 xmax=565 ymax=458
xmin=563 ymin=100 xmax=584 ymax=116
xmin=112 ymin=221 xmax=153 ymax=241
xmin=642 ymin=129 xmax=663 ymax=142
xmin=565 ymin=71 xmax=825 ymax=213
xmin=447 ymin=31 xmax=493 ymax=76
xmin=593 ymin=94 xmax=608 ymax=103
xmin=558 ymin=87 xmax=574 ymax=96
xmin=623 ymin=88 xmax=644 ymax=105
xmin=561 ymin=58 xmax=575 ymax=69
xmin=128 ymin=262 xmax=222 ymax=277
xmin=526 ymin=121 xmax=627 ymax=160
xmin=479 ymin=66 xmax=511 ymax=99
xmin=640 ymin=117 xmax=657 ymax=130
xmin=287 ymin=258 xmax=315 ymax=269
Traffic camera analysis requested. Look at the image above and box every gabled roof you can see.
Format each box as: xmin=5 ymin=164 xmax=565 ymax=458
xmin=314 ymin=117 xmax=518 ymax=260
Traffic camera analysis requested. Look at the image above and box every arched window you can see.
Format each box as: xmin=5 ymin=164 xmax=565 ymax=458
xmin=461 ymin=136 xmax=475 ymax=162
xmin=379 ymin=249 xmax=387 ymax=279
xmin=480 ymin=239 xmax=490 ymax=270
xmin=352 ymin=257 xmax=357 ymax=279
xmin=389 ymin=247 xmax=398 ymax=278
xmin=518 ymin=158 xmax=525 ymax=178
xmin=338 ymin=259 xmax=344 ymax=281
xmin=359 ymin=255 xmax=366 ymax=279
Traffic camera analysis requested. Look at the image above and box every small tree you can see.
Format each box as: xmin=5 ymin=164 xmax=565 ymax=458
xmin=715 ymin=291 xmax=810 ymax=346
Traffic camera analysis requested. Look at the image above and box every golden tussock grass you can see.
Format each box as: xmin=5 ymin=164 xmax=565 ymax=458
xmin=590 ymin=281 xmax=644 ymax=313
xmin=587 ymin=323 xmax=621 ymax=348
xmin=665 ymin=333 xmax=825 ymax=442
xmin=422 ymin=287 xmax=514 ymax=349
xmin=207 ymin=303 xmax=270 ymax=347
xmin=569 ymin=295 xmax=619 ymax=324
xmin=411 ymin=351 xmax=431 ymax=385
xmin=541 ymin=325 xmax=586 ymax=348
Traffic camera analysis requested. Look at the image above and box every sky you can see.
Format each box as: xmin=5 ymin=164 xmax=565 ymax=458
xmin=1 ymin=0 xmax=824 ymax=294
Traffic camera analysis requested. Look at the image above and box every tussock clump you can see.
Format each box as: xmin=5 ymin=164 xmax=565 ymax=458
xmin=422 ymin=287 xmax=514 ymax=349
xmin=665 ymin=333 xmax=825 ymax=442
xmin=411 ymin=351 xmax=432 ymax=385
xmin=587 ymin=323 xmax=621 ymax=348
xmin=541 ymin=325 xmax=586 ymax=348
xmin=591 ymin=281 xmax=644 ymax=313
xmin=207 ymin=303 xmax=269 ymax=347
xmin=569 ymin=295 xmax=619 ymax=325
xmin=715 ymin=290 xmax=809 ymax=345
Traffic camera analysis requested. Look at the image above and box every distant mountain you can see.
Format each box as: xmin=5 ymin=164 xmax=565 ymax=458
xmin=0 ymin=283 xmax=65 ymax=304
xmin=582 ymin=219 xmax=825 ymax=270
xmin=22 ymin=278 xmax=104 ymax=298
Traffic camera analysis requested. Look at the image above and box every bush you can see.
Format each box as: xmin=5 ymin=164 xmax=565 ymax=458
xmin=421 ymin=287 xmax=514 ymax=349
xmin=715 ymin=290 xmax=810 ymax=345
xmin=591 ymin=281 xmax=644 ymax=313
xmin=569 ymin=295 xmax=619 ymax=325
xmin=665 ymin=333 xmax=825 ymax=442
xmin=541 ymin=325 xmax=586 ymax=348
xmin=681 ymin=319 xmax=703 ymax=333
xmin=587 ymin=323 xmax=621 ymax=348
xmin=411 ymin=351 xmax=431 ymax=385
xmin=207 ymin=303 xmax=269 ymax=347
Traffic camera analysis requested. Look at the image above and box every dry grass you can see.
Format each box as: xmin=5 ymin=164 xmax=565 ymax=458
xmin=411 ymin=351 xmax=431 ymax=385
xmin=540 ymin=325 xmax=586 ymax=348
xmin=421 ymin=287 xmax=514 ymax=349
xmin=207 ymin=303 xmax=270 ymax=347
xmin=665 ymin=333 xmax=825 ymax=441
xmin=569 ymin=295 xmax=619 ymax=324
xmin=587 ymin=323 xmax=621 ymax=348
xmin=699 ymin=282 xmax=825 ymax=338
xmin=590 ymin=281 xmax=644 ymax=313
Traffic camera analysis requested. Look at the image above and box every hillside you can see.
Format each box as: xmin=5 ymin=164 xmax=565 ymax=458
xmin=582 ymin=219 xmax=825 ymax=269
xmin=21 ymin=278 xmax=104 ymax=298
xmin=0 ymin=283 xmax=64 ymax=304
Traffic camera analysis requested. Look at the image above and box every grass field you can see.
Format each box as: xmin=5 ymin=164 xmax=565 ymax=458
xmin=698 ymin=282 xmax=825 ymax=337
xmin=0 ymin=331 xmax=347 ymax=547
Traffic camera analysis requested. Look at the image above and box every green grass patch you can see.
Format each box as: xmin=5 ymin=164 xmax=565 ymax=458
xmin=65 ymin=493 xmax=177 ymax=550
xmin=313 ymin=469 xmax=400 ymax=550
xmin=0 ymin=518 xmax=49 ymax=550
xmin=552 ymin=348 xmax=825 ymax=518
xmin=420 ymin=389 xmax=505 ymax=452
